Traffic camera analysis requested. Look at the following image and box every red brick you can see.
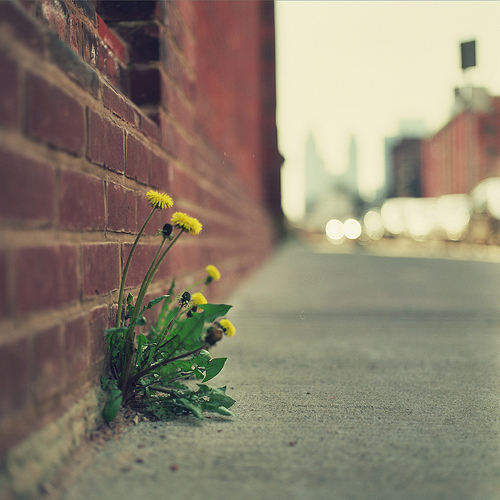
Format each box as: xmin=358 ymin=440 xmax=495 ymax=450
xmin=87 ymin=109 xmax=125 ymax=172
xmin=81 ymin=21 xmax=98 ymax=67
xmin=171 ymin=165 xmax=196 ymax=201
xmin=64 ymin=315 xmax=89 ymax=382
xmin=150 ymin=151 xmax=171 ymax=190
xmin=59 ymin=245 xmax=79 ymax=304
xmin=139 ymin=114 xmax=160 ymax=143
xmin=102 ymin=83 xmax=135 ymax=123
xmin=0 ymin=251 xmax=7 ymax=317
xmin=59 ymin=170 xmax=105 ymax=230
xmin=82 ymin=243 xmax=120 ymax=298
xmin=0 ymin=146 xmax=56 ymax=223
xmin=0 ymin=1 xmax=46 ymax=54
xmin=97 ymin=14 xmax=126 ymax=63
xmin=0 ymin=337 xmax=31 ymax=416
xmin=126 ymin=134 xmax=150 ymax=184
xmin=158 ymin=113 xmax=178 ymax=156
xmin=40 ymin=0 xmax=70 ymax=42
xmin=33 ymin=325 xmax=64 ymax=400
xmin=26 ymin=71 xmax=85 ymax=156
xmin=107 ymin=182 xmax=136 ymax=233
xmin=89 ymin=305 xmax=108 ymax=364
xmin=15 ymin=245 xmax=78 ymax=313
xmin=122 ymin=243 xmax=159 ymax=288
xmin=0 ymin=49 xmax=19 ymax=128
xmin=177 ymin=1 xmax=195 ymax=33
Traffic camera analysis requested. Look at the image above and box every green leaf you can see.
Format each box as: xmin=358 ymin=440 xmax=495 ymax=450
xmin=202 ymin=357 xmax=227 ymax=383
xmin=126 ymin=292 xmax=134 ymax=304
xmin=177 ymin=313 xmax=205 ymax=345
xmin=156 ymin=281 xmax=176 ymax=330
xmin=104 ymin=327 xmax=128 ymax=335
xmin=100 ymin=376 xmax=109 ymax=390
xmin=179 ymin=398 xmax=204 ymax=419
xmin=198 ymin=304 xmax=232 ymax=323
xmin=214 ymin=406 xmax=233 ymax=417
xmin=140 ymin=295 xmax=169 ymax=316
xmin=103 ymin=393 xmax=123 ymax=423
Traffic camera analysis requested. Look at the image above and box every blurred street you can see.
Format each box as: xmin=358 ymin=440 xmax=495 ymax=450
xmin=60 ymin=239 xmax=500 ymax=500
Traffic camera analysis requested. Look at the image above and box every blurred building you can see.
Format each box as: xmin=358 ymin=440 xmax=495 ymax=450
xmin=304 ymin=132 xmax=333 ymax=213
xmin=421 ymin=87 xmax=500 ymax=197
xmin=390 ymin=138 xmax=423 ymax=198
xmin=385 ymin=120 xmax=427 ymax=199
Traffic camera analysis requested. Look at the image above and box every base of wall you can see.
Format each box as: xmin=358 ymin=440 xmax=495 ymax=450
xmin=0 ymin=386 xmax=105 ymax=499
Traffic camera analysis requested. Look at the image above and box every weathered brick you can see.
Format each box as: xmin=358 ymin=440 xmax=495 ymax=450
xmin=89 ymin=305 xmax=108 ymax=364
xmin=126 ymin=134 xmax=149 ymax=184
xmin=59 ymin=170 xmax=105 ymax=230
xmin=102 ymin=84 xmax=135 ymax=124
xmin=81 ymin=21 xmax=98 ymax=67
xmin=64 ymin=315 xmax=89 ymax=382
xmin=150 ymin=151 xmax=170 ymax=190
xmin=0 ymin=49 xmax=19 ymax=128
xmin=48 ymin=32 xmax=100 ymax=97
xmin=96 ymin=14 xmax=126 ymax=63
xmin=0 ymin=337 xmax=31 ymax=416
xmin=26 ymin=71 xmax=86 ymax=156
xmin=33 ymin=325 xmax=64 ymax=401
xmin=87 ymin=109 xmax=125 ymax=173
xmin=15 ymin=245 xmax=78 ymax=313
xmin=0 ymin=146 xmax=56 ymax=223
xmin=107 ymin=182 xmax=136 ymax=233
xmin=81 ymin=243 xmax=120 ymax=298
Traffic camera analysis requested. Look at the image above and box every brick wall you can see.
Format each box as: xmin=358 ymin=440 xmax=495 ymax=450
xmin=0 ymin=0 xmax=282 ymax=484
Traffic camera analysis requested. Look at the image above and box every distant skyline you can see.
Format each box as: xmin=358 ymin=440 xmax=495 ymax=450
xmin=275 ymin=1 xmax=500 ymax=221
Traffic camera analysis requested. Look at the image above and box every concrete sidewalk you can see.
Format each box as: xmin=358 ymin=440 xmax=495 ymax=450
xmin=61 ymin=241 xmax=500 ymax=500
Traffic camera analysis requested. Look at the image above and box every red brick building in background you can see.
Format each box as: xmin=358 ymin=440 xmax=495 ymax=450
xmin=421 ymin=88 xmax=500 ymax=197
xmin=0 ymin=0 xmax=283 ymax=494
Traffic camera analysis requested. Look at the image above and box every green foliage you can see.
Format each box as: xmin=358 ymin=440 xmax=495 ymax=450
xmin=102 ymin=270 xmax=235 ymax=422
xmin=101 ymin=194 xmax=236 ymax=423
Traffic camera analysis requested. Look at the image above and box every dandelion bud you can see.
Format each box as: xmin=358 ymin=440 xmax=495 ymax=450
xmin=162 ymin=223 xmax=173 ymax=238
xmin=180 ymin=291 xmax=191 ymax=305
xmin=205 ymin=325 xmax=223 ymax=346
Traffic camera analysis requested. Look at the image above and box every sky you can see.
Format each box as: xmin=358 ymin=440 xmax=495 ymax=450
xmin=275 ymin=1 xmax=500 ymax=221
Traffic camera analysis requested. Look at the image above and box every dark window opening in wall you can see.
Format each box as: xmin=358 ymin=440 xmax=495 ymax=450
xmin=94 ymin=0 xmax=163 ymax=111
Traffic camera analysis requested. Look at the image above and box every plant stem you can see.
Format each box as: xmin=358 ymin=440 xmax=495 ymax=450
xmin=130 ymin=344 xmax=208 ymax=385
xmin=120 ymin=230 xmax=184 ymax=396
xmin=117 ymin=207 xmax=157 ymax=327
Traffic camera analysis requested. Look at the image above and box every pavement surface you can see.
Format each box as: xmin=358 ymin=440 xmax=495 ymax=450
xmin=60 ymin=239 xmax=500 ymax=500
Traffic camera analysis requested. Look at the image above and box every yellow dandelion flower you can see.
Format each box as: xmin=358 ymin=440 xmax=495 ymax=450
xmin=205 ymin=264 xmax=221 ymax=282
xmin=171 ymin=212 xmax=202 ymax=235
xmin=146 ymin=190 xmax=173 ymax=209
xmin=219 ymin=319 xmax=235 ymax=337
xmin=191 ymin=292 xmax=207 ymax=306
